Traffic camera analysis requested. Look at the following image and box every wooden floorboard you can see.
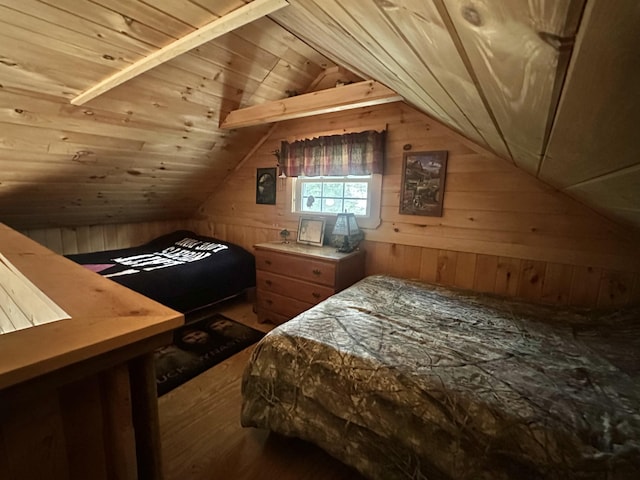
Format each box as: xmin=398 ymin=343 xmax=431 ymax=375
xmin=158 ymin=298 xmax=365 ymax=480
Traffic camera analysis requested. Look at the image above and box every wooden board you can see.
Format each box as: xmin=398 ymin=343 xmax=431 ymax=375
xmin=540 ymin=0 xmax=640 ymax=187
xmin=0 ymin=223 xmax=183 ymax=388
xmin=440 ymin=0 xmax=585 ymax=172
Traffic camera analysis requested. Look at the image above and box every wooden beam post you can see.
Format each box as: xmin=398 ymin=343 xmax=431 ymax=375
xmin=71 ymin=0 xmax=290 ymax=106
xmin=220 ymin=80 xmax=403 ymax=129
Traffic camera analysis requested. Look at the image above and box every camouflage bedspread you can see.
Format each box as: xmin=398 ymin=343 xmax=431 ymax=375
xmin=241 ymin=275 xmax=640 ymax=479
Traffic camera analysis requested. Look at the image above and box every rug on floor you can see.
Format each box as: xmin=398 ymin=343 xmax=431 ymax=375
xmin=155 ymin=313 xmax=265 ymax=396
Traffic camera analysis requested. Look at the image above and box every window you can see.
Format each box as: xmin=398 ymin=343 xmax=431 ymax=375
xmin=292 ymin=174 xmax=382 ymax=229
xmin=296 ymin=176 xmax=368 ymax=215
xmin=281 ymin=129 xmax=385 ymax=229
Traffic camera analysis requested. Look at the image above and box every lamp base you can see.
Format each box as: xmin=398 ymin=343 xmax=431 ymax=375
xmin=336 ymin=236 xmax=356 ymax=253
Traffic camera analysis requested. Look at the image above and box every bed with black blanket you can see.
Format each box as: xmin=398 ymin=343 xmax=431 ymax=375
xmin=241 ymin=274 xmax=640 ymax=480
xmin=67 ymin=230 xmax=255 ymax=314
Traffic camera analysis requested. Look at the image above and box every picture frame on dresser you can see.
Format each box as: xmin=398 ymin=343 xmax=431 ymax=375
xmin=297 ymin=217 xmax=325 ymax=246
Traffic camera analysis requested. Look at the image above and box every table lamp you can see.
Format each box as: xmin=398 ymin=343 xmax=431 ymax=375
xmin=332 ymin=212 xmax=363 ymax=253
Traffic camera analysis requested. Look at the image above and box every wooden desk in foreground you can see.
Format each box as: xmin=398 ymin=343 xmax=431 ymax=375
xmin=0 ymin=223 xmax=184 ymax=480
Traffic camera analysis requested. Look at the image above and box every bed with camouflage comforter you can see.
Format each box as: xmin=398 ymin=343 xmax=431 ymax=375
xmin=241 ymin=275 xmax=640 ymax=479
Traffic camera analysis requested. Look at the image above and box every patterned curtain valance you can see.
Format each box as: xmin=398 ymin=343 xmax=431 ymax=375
xmin=280 ymin=130 xmax=385 ymax=177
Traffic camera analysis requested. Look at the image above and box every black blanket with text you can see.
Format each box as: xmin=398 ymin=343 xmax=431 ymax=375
xmin=67 ymin=230 xmax=255 ymax=313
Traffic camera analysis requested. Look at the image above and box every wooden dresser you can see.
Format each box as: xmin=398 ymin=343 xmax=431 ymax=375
xmin=254 ymin=242 xmax=366 ymax=325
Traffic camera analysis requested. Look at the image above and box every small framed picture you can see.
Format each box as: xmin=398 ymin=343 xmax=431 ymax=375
xmin=399 ymin=150 xmax=448 ymax=217
xmin=297 ymin=217 xmax=325 ymax=247
xmin=256 ymin=167 xmax=276 ymax=205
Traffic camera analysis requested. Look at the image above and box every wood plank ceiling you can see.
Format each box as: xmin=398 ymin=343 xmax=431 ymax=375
xmin=0 ymin=0 xmax=638 ymax=231
xmin=0 ymin=0 xmax=335 ymax=228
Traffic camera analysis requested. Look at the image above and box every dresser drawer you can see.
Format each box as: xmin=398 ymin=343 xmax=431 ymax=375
xmin=256 ymin=290 xmax=314 ymax=319
xmin=256 ymin=250 xmax=337 ymax=287
xmin=254 ymin=242 xmax=366 ymax=325
xmin=257 ymin=270 xmax=335 ymax=305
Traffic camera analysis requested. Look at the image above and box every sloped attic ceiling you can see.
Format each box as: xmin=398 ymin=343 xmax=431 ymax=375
xmin=0 ymin=0 xmax=337 ymax=229
xmin=0 ymin=0 xmax=638 ymax=231
xmin=268 ymin=0 xmax=640 ymax=229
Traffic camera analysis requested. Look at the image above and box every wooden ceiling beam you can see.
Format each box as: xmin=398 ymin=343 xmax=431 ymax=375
xmin=71 ymin=0 xmax=289 ymax=106
xmin=220 ymin=80 xmax=403 ymax=129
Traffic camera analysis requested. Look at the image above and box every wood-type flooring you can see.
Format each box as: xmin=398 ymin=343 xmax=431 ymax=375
xmin=158 ymin=297 xmax=365 ymax=480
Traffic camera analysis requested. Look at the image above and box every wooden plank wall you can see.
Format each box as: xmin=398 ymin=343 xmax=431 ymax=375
xmin=195 ymin=102 xmax=640 ymax=308
xmin=0 ymin=366 xmax=136 ymax=480
xmin=19 ymin=219 xmax=192 ymax=255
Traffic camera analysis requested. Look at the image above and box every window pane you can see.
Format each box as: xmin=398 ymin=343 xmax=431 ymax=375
xmin=322 ymin=182 xmax=344 ymax=197
xmin=302 ymin=182 xmax=322 ymax=197
xmin=345 ymin=182 xmax=368 ymax=199
xmin=302 ymin=198 xmax=322 ymax=212
xmin=322 ymin=198 xmax=344 ymax=214
xmin=344 ymin=199 xmax=367 ymax=215
xmin=294 ymin=176 xmax=374 ymax=219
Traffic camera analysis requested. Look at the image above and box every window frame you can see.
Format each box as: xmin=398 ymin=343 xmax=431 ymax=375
xmin=290 ymin=174 xmax=382 ymax=229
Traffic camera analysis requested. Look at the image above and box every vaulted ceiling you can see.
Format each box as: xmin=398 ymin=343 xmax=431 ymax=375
xmin=0 ymin=0 xmax=638 ymax=231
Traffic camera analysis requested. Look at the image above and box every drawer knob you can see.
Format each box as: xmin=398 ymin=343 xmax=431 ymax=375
xmin=312 ymin=292 xmax=321 ymax=299
xmin=265 ymin=260 xmax=272 ymax=265
xmin=265 ymin=279 xmax=272 ymax=286
xmin=312 ymin=268 xmax=321 ymax=275
xmin=265 ymin=299 xmax=273 ymax=305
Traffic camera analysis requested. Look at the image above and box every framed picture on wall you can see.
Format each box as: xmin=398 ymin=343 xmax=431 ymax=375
xmin=256 ymin=167 xmax=276 ymax=205
xmin=399 ymin=150 xmax=448 ymax=217
xmin=297 ymin=217 xmax=325 ymax=247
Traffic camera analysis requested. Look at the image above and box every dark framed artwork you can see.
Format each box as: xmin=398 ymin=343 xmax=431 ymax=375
xmin=256 ymin=167 xmax=276 ymax=205
xmin=399 ymin=150 xmax=448 ymax=217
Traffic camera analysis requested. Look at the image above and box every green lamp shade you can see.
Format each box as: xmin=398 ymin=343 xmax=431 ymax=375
xmin=332 ymin=213 xmax=362 ymax=252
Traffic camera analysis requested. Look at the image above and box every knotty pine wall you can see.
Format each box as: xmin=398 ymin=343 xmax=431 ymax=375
xmin=195 ymin=102 xmax=640 ymax=308
xmin=20 ymin=219 xmax=192 ymax=255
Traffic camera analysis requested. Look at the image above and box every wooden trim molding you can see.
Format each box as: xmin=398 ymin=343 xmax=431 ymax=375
xmin=71 ymin=0 xmax=290 ymax=106
xmin=220 ymin=80 xmax=403 ymax=129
